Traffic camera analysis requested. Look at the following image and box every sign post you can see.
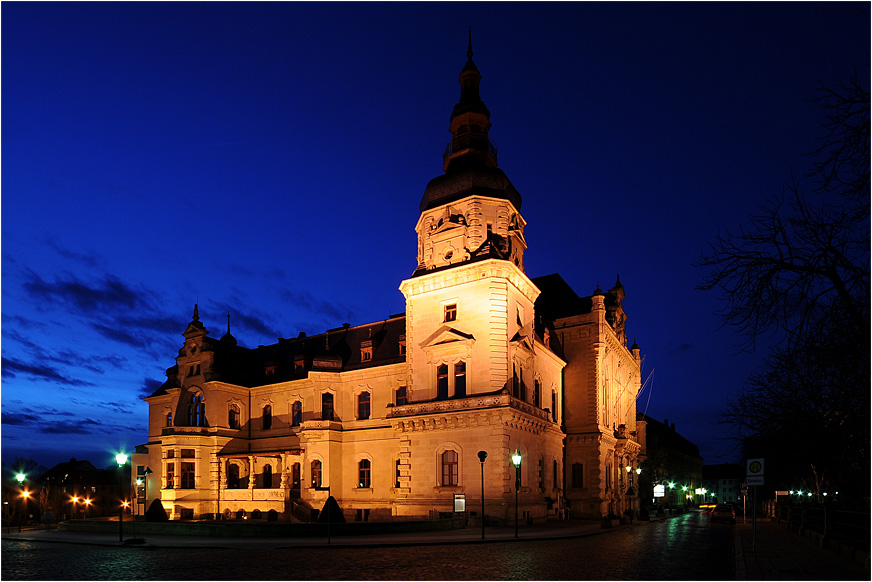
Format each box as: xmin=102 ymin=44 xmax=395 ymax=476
xmin=746 ymin=458 xmax=764 ymax=552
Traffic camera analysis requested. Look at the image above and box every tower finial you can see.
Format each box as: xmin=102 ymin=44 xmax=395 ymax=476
xmin=467 ymin=27 xmax=473 ymax=60
xmin=227 ymin=313 xmax=231 ymax=335
xmin=193 ymin=303 xmax=200 ymax=322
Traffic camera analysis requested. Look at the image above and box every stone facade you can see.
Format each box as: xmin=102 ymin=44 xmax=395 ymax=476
xmin=132 ymin=41 xmax=642 ymax=523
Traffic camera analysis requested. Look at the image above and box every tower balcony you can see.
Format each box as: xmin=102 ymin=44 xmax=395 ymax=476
xmin=443 ymin=135 xmax=498 ymax=165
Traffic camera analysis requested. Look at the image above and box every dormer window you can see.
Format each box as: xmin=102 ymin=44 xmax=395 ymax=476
xmin=398 ymin=334 xmax=406 ymax=356
xmin=360 ymin=339 xmax=373 ymax=362
xmin=444 ymin=304 xmax=457 ymax=323
xmin=187 ymin=364 xmax=201 ymax=377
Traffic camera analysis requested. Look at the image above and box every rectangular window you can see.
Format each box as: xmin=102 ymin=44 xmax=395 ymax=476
xmin=395 ymin=459 xmax=402 ymax=488
xmin=437 ymin=364 xmax=449 ymax=400
xmin=292 ymin=401 xmax=302 ymax=427
xmin=361 ymin=346 xmax=373 ymax=361
xmin=311 ymin=461 xmax=322 ymax=488
xmin=166 ymin=462 xmax=175 ymax=488
xmin=444 ymin=304 xmax=457 ymax=322
xmin=167 ymin=450 xmax=176 ymax=459
xmin=538 ymin=458 xmax=544 ymax=491
xmin=398 ymin=335 xmax=406 ymax=355
xmin=454 ymin=362 xmax=466 ymax=398
xmin=553 ymin=460 xmax=559 ymax=490
xmin=358 ymin=392 xmax=371 ymax=420
xmin=441 ymin=450 xmax=458 ymax=486
xmin=551 ymin=391 xmax=558 ymax=423
xmin=181 ymin=463 xmax=195 ymax=489
xmin=181 ymin=449 xmax=195 ymax=458
xmin=395 ymin=386 xmax=408 ymax=406
xmin=571 ymin=463 xmax=584 ymax=488
xmin=294 ymin=359 xmax=305 ymax=374
xmin=321 ymin=393 xmax=334 ymax=421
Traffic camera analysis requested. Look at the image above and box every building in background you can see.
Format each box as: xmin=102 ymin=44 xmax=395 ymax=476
xmin=702 ymin=463 xmax=744 ymax=505
xmin=636 ymin=414 xmax=703 ymax=509
xmin=38 ymin=459 xmax=127 ymax=521
xmin=133 ymin=41 xmax=643 ymax=523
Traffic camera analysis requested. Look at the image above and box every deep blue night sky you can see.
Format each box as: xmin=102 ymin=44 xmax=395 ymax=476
xmin=2 ymin=2 xmax=869 ymax=471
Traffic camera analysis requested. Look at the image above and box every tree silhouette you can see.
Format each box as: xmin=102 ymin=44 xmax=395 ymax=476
xmin=698 ymin=77 xmax=870 ymax=497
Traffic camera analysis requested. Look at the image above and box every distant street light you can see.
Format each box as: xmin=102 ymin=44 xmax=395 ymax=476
xmin=511 ymin=449 xmax=522 ymax=538
xmin=477 ymin=451 xmax=487 ymax=540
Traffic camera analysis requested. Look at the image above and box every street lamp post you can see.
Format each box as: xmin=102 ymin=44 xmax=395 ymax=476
xmin=19 ymin=491 xmax=30 ymax=533
xmin=116 ymin=453 xmax=128 ymax=542
xmin=15 ymin=473 xmax=26 ymax=533
xmin=511 ymin=449 xmax=522 ymax=538
xmin=477 ymin=451 xmax=487 ymax=539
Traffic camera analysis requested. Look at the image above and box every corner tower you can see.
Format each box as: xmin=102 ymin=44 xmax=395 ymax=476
xmin=400 ymin=39 xmax=561 ymax=404
xmin=413 ymin=35 xmax=526 ymax=275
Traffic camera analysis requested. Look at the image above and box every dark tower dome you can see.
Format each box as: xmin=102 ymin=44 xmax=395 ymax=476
xmin=420 ymin=31 xmax=522 ymax=213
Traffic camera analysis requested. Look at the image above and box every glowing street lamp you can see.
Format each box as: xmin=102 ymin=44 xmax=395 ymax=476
xmin=116 ymin=452 xmax=128 ymax=542
xmin=511 ymin=449 xmax=522 ymax=538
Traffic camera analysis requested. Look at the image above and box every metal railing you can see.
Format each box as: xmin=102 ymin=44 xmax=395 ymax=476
xmin=774 ymin=502 xmax=870 ymax=550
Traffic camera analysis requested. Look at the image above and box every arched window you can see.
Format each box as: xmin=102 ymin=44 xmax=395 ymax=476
xmin=262 ymin=464 xmax=273 ymax=488
xmin=166 ymin=412 xmax=173 ymax=427
xmin=292 ymin=401 xmax=302 ymax=426
xmin=512 ymin=365 xmax=520 ymax=399
xmin=321 ymin=393 xmax=334 ymax=421
xmin=262 ymin=405 xmax=272 ymax=430
xmin=227 ymin=463 xmax=240 ymax=489
xmin=311 ymin=460 xmax=322 ymax=488
xmin=454 ymin=362 xmax=466 ymax=398
xmin=228 ymin=404 xmax=240 ymax=429
xmin=358 ymin=392 xmax=371 ymax=420
xmin=441 ymin=450 xmax=458 ymax=486
xmin=553 ymin=459 xmax=560 ymax=490
xmin=533 ymin=379 xmax=541 ymax=408
xmin=188 ymin=394 xmax=205 ymax=426
xmin=436 ymin=364 xmax=448 ymax=400
xmin=358 ymin=459 xmax=371 ymax=488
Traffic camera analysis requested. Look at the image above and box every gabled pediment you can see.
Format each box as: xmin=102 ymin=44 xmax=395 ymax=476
xmin=419 ymin=325 xmax=475 ymax=349
xmin=509 ymin=329 xmax=535 ymax=357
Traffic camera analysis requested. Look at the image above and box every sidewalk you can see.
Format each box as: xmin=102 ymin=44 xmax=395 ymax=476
xmin=2 ymin=517 xmax=610 ymax=549
xmin=734 ymin=517 xmax=868 ymax=581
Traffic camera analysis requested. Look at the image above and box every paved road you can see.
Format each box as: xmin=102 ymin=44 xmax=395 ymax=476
xmin=2 ymin=512 xmax=734 ymax=580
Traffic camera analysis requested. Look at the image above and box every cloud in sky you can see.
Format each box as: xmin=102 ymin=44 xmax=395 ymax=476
xmin=1 ymin=356 xmax=96 ymax=387
xmin=23 ymin=271 xmax=150 ymax=315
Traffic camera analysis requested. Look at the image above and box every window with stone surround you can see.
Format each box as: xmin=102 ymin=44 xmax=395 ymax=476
xmin=571 ymin=462 xmax=584 ymax=488
xmin=437 ymin=364 xmax=449 ymax=400
xmin=262 ymin=404 xmax=272 ymax=430
xmin=228 ymin=404 xmax=241 ymax=429
xmin=395 ymin=386 xmax=408 ymax=406
xmin=444 ymin=303 xmax=457 ymax=322
xmin=454 ymin=362 xmax=466 ymax=398
xmin=181 ymin=462 xmax=195 ymax=489
xmin=357 ymin=391 xmax=371 ymax=420
xmin=311 ymin=460 xmax=322 ymax=488
xmin=165 ymin=461 xmax=175 ymax=489
xmin=395 ymin=459 xmax=402 ymax=488
xmin=441 ymin=450 xmax=459 ymax=486
xmin=292 ymin=401 xmax=302 ymax=426
xmin=227 ymin=463 xmax=241 ymax=489
xmin=358 ymin=459 xmax=371 ymax=488
xmin=321 ymin=393 xmax=334 ymax=421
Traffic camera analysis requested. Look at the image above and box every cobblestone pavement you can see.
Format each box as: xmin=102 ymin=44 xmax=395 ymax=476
xmin=734 ymin=517 xmax=867 ymax=581
xmin=2 ymin=513 xmax=734 ymax=580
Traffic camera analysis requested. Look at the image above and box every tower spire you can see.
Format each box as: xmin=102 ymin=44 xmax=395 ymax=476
xmin=443 ymin=32 xmax=495 ymax=173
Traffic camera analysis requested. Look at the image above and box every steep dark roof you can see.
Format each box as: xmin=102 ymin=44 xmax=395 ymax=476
xmin=420 ymin=166 xmax=521 ymax=213
xmin=532 ymin=273 xmax=593 ymax=320
xmin=39 ymin=459 xmax=98 ymax=481
xmin=148 ymin=315 xmax=408 ymax=394
xmin=639 ymin=414 xmax=702 ymax=459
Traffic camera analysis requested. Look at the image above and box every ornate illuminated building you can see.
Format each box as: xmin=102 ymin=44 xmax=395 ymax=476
xmin=133 ymin=40 xmax=643 ymax=523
